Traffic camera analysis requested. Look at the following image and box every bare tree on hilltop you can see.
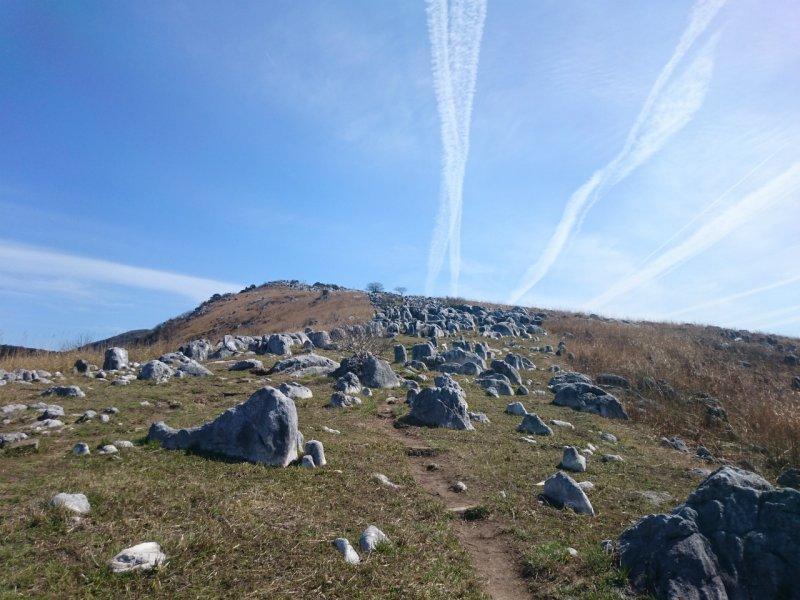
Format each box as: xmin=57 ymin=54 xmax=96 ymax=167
xmin=366 ymin=282 xmax=384 ymax=293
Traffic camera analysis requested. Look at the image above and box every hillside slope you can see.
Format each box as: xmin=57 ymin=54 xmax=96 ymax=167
xmin=87 ymin=281 xmax=375 ymax=349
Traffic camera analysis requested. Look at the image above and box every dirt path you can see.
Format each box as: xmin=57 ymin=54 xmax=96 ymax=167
xmin=375 ymin=402 xmax=531 ymax=600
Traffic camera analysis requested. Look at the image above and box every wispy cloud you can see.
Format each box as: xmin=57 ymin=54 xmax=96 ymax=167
xmin=665 ymin=272 xmax=800 ymax=319
xmin=0 ymin=240 xmax=242 ymax=302
xmin=587 ymin=162 xmax=800 ymax=308
xmin=425 ymin=0 xmax=487 ymax=296
xmin=638 ymin=145 xmax=786 ymax=266
xmin=507 ymin=0 xmax=725 ymax=304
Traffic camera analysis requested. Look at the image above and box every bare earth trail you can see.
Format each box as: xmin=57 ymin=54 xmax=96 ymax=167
xmin=375 ymin=401 xmax=531 ymax=600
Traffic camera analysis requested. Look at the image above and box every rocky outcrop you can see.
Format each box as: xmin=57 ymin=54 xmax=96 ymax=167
xmin=103 ymin=347 xmax=129 ymax=371
xmin=333 ymin=352 xmax=400 ymax=388
xmin=147 ymin=387 xmax=300 ymax=466
xmin=619 ymin=467 xmax=800 ymax=599
xmin=407 ymin=374 xmax=473 ymax=430
xmin=267 ymin=354 xmax=339 ymax=378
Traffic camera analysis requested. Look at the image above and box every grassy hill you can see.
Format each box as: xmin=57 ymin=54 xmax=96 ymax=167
xmin=1 ymin=284 xmax=798 ymax=598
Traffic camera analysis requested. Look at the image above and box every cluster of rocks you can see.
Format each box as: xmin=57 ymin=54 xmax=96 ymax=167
xmin=372 ymin=297 xmax=547 ymax=340
xmin=333 ymin=525 xmax=389 ymax=564
xmin=1 ymin=368 xmax=60 ymax=386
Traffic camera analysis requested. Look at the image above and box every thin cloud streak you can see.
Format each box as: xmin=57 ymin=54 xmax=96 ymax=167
xmin=665 ymin=273 xmax=800 ymax=318
xmin=587 ymin=162 xmax=800 ymax=308
xmin=0 ymin=240 xmax=242 ymax=302
xmin=638 ymin=145 xmax=786 ymax=266
xmin=507 ymin=0 xmax=725 ymax=304
xmin=425 ymin=0 xmax=487 ymax=296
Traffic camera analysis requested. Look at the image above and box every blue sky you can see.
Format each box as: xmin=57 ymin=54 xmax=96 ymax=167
xmin=2 ymin=0 xmax=799 ymax=349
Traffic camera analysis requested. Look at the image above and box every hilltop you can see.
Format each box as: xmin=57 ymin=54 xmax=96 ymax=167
xmin=1 ymin=282 xmax=799 ymax=599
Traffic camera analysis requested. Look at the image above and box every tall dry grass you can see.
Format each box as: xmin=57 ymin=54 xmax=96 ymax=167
xmin=546 ymin=314 xmax=800 ymax=471
xmin=0 ymin=340 xmax=174 ymax=374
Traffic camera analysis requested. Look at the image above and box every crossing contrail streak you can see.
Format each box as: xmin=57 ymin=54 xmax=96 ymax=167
xmin=587 ymin=162 xmax=800 ymax=308
xmin=507 ymin=0 xmax=726 ymax=305
xmin=425 ymin=0 xmax=487 ymax=296
xmin=638 ymin=145 xmax=787 ymax=266
xmin=665 ymin=273 xmax=800 ymax=319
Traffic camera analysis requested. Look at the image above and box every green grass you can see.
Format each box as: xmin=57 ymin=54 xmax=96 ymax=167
xmin=0 ymin=336 xmax=719 ymax=598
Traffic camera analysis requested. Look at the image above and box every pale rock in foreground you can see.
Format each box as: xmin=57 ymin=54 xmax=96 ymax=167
xmin=506 ymin=401 xmax=527 ymax=416
xmin=278 ymin=382 xmax=313 ymax=400
xmin=109 ymin=542 xmax=167 ymax=573
xmin=373 ymin=473 xmax=400 ymax=489
xmin=305 ymin=440 xmax=326 ymax=467
xmin=542 ymin=471 xmax=595 ymax=516
xmin=517 ymin=413 xmax=553 ymax=436
xmin=559 ymin=446 xmax=587 ymax=472
xmin=359 ymin=525 xmax=388 ymax=552
xmin=333 ymin=538 xmax=360 ymax=564
xmin=72 ymin=442 xmax=90 ymax=456
xmin=50 ymin=492 xmax=91 ymax=515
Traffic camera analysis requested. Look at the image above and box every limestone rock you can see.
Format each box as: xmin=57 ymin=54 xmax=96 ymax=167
xmin=50 ymin=492 xmax=90 ymax=515
xmin=542 ymin=471 xmax=595 ymax=516
xmin=148 ymin=387 xmax=300 ymax=467
xmin=109 ymin=542 xmax=166 ymax=573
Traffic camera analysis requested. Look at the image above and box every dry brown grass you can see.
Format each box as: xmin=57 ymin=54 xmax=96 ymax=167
xmin=544 ymin=313 xmax=800 ymax=472
xmin=0 ymin=341 xmax=174 ymax=375
xmin=153 ymin=286 xmax=374 ymax=345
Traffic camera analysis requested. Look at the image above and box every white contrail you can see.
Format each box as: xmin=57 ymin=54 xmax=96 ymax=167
xmin=0 ymin=240 xmax=242 ymax=302
xmin=744 ymin=303 xmax=800 ymax=331
xmin=752 ymin=313 xmax=800 ymax=332
xmin=507 ymin=0 xmax=725 ymax=304
xmin=425 ymin=0 xmax=487 ymax=297
xmin=587 ymin=162 xmax=800 ymax=308
xmin=665 ymin=273 xmax=800 ymax=318
xmin=639 ymin=145 xmax=786 ymax=266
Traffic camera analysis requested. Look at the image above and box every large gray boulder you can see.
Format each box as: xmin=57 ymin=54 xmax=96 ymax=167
xmin=490 ymin=360 xmax=522 ymax=385
xmin=552 ymin=382 xmax=629 ymax=420
xmin=268 ymin=354 xmax=339 ymax=378
xmin=159 ymin=352 xmax=212 ymax=377
xmin=103 ymin=347 xmax=129 ymax=371
xmin=41 ymin=385 xmax=85 ymax=398
xmin=138 ymin=360 xmax=175 ymax=383
xmin=619 ymin=466 xmax=800 ymax=600
xmin=229 ymin=359 xmax=263 ymax=371
xmin=441 ymin=348 xmax=486 ymax=370
xmin=517 ymin=413 xmax=553 ymax=436
xmin=333 ymin=372 xmax=361 ymax=395
xmin=308 ymin=331 xmax=333 ymax=349
xmin=179 ymin=339 xmax=213 ymax=362
xmin=407 ymin=374 xmax=474 ymax=430
xmin=265 ymin=333 xmax=294 ymax=356
xmin=334 ymin=352 xmax=400 ymax=389
xmin=147 ymin=387 xmax=300 ymax=466
xmin=542 ymin=471 xmax=594 ymax=516
xmin=411 ymin=342 xmax=436 ymax=361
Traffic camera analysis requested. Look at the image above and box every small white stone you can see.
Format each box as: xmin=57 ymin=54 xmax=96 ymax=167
xmin=98 ymin=444 xmax=118 ymax=455
xmin=550 ymin=419 xmax=575 ymax=429
xmin=109 ymin=542 xmax=166 ymax=573
xmin=321 ymin=426 xmax=341 ymax=435
xmin=372 ymin=473 xmax=400 ymax=489
xmin=567 ymin=547 xmax=579 ymax=557
xmin=333 ymin=538 xmax=360 ymax=564
xmin=452 ymin=481 xmax=467 ymax=492
xmin=114 ymin=440 xmax=134 ymax=448
xmin=359 ymin=525 xmax=389 ymax=552
xmin=50 ymin=492 xmax=91 ymax=515
xmin=73 ymin=442 xmax=90 ymax=456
